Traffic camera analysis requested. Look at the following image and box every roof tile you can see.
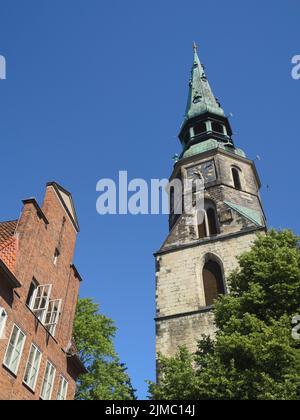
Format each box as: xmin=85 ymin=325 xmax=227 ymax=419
xmin=0 ymin=220 xmax=18 ymax=273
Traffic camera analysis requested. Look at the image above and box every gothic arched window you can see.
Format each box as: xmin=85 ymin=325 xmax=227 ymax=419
xmin=197 ymin=210 xmax=207 ymax=239
xmin=203 ymin=260 xmax=225 ymax=306
xmin=197 ymin=202 xmax=219 ymax=239
xmin=232 ymin=167 xmax=242 ymax=190
xmin=207 ymin=207 xmax=218 ymax=236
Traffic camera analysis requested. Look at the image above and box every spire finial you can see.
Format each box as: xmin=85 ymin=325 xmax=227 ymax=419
xmin=193 ymin=41 xmax=198 ymax=53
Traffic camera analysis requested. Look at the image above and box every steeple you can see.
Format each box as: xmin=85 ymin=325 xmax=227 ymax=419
xmin=184 ymin=43 xmax=225 ymax=122
xmin=155 ymin=45 xmax=267 ymax=365
xmin=178 ymin=44 xmax=241 ymax=161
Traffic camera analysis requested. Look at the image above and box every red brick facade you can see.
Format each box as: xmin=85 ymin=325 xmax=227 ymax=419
xmin=0 ymin=182 xmax=85 ymax=400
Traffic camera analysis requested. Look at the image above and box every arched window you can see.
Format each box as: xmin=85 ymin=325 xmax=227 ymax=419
xmin=203 ymin=260 xmax=225 ymax=306
xmin=197 ymin=202 xmax=219 ymax=239
xmin=232 ymin=167 xmax=242 ymax=190
xmin=207 ymin=208 xmax=218 ymax=235
xmin=211 ymin=122 xmax=224 ymax=134
xmin=197 ymin=210 xmax=207 ymax=239
xmin=0 ymin=308 xmax=7 ymax=338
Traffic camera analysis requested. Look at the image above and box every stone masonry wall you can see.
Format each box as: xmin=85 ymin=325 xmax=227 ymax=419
xmin=156 ymin=231 xmax=260 ymax=357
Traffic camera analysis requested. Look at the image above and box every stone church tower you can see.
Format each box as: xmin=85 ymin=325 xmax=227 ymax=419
xmin=155 ymin=45 xmax=267 ymax=358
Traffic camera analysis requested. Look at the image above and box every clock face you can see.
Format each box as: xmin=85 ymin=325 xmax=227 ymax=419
xmin=186 ymin=160 xmax=217 ymax=183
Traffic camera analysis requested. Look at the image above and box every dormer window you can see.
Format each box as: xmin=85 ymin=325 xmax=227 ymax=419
xmin=194 ymin=122 xmax=207 ymax=136
xmin=211 ymin=122 xmax=224 ymax=134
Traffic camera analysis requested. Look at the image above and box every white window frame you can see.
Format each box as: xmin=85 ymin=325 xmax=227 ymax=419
xmin=40 ymin=361 xmax=56 ymax=400
xmin=23 ymin=343 xmax=42 ymax=391
xmin=57 ymin=375 xmax=68 ymax=400
xmin=30 ymin=284 xmax=52 ymax=323
xmin=0 ymin=307 xmax=8 ymax=338
xmin=3 ymin=324 xmax=26 ymax=375
xmin=26 ymin=279 xmax=39 ymax=308
xmin=44 ymin=299 xmax=62 ymax=337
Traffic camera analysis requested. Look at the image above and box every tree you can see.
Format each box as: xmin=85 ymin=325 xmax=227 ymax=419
xmin=149 ymin=230 xmax=300 ymax=400
xmin=74 ymin=298 xmax=136 ymax=400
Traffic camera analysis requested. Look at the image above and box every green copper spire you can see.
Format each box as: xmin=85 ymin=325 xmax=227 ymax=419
xmin=184 ymin=43 xmax=225 ymax=123
xmin=176 ymin=44 xmax=245 ymax=161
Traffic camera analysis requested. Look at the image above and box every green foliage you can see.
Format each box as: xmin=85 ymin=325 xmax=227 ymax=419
xmin=74 ymin=298 xmax=136 ymax=400
xmin=149 ymin=230 xmax=300 ymax=400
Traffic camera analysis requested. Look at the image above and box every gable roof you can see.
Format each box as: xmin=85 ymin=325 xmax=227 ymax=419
xmin=47 ymin=182 xmax=80 ymax=232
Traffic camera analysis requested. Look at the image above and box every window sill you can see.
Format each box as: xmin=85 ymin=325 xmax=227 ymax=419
xmin=2 ymin=363 xmax=18 ymax=378
xmin=22 ymin=381 xmax=36 ymax=394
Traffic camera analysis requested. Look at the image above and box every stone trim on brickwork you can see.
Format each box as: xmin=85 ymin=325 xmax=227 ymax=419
xmin=22 ymin=199 xmax=49 ymax=226
xmin=155 ymin=226 xmax=266 ymax=256
xmin=156 ymin=306 xmax=213 ymax=322
xmin=47 ymin=182 xmax=80 ymax=232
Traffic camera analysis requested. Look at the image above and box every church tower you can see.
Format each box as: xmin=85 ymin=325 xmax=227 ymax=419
xmin=155 ymin=45 xmax=267 ymax=358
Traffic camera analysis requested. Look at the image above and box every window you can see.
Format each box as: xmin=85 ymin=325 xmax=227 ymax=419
xmin=197 ymin=210 xmax=207 ymax=239
xmin=207 ymin=208 xmax=218 ymax=235
xmin=211 ymin=122 xmax=224 ymax=134
xmin=23 ymin=344 xmax=42 ymax=391
xmin=203 ymin=260 xmax=225 ymax=306
xmin=44 ymin=299 xmax=62 ymax=336
xmin=183 ymin=132 xmax=190 ymax=145
xmin=0 ymin=308 xmax=7 ymax=338
xmin=197 ymin=202 xmax=219 ymax=239
xmin=41 ymin=361 xmax=56 ymax=400
xmin=194 ymin=122 xmax=207 ymax=136
xmin=4 ymin=325 xmax=26 ymax=375
xmin=57 ymin=376 xmax=68 ymax=400
xmin=53 ymin=249 xmax=60 ymax=266
xmin=27 ymin=282 xmax=61 ymax=337
xmin=26 ymin=279 xmax=39 ymax=308
xmin=31 ymin=284 xmax=52 ymax=322
xmin=232 ymin=167 xmax=242 ymax=190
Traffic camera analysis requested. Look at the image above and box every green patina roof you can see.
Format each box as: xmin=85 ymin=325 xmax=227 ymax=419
xmin=183 ymin=45 xmax=225 ymax=125
xmin=181 ymin=139 xmax=246 ymax=159
xmin=224 ymin=201 xmax=263 ymax=227
xmin=175 ymin=45 xmax=247 ymax=164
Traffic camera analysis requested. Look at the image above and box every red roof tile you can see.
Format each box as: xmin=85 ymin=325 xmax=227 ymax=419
xmin=0 ymin=220 xmax=18 ymax=273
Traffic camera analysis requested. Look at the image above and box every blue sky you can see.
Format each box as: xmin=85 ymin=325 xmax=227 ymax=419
xmin=0 ymin=0 xmax=299 ymax=399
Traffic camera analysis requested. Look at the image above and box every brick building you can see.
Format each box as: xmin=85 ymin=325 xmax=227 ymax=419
xmin=0 ymin=182 xmax=86 ymax=400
